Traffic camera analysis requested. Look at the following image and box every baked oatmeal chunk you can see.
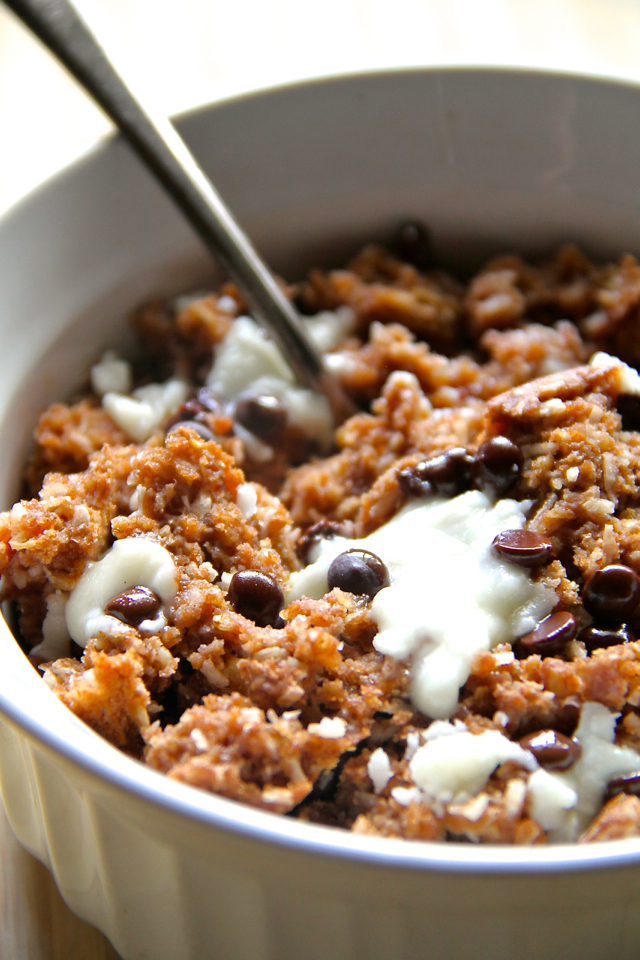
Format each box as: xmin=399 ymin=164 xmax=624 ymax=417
xmin=8 ymin=238 xmax=640 ymax=845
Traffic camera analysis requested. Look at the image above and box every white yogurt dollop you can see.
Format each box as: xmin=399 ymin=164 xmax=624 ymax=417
xmin=409 ymin=723 xmax=536 ymax=804
xmin=206 ymin=314 xmax=344 ymax=451
xmin=287 ymin=490 xmax=556 ymax=718
xmin=66 ymin=538 xmax=178 ymax=647
xmin=527 ymin=701 xmax=640 ymax=840
xmin=91 ymin=351 xmax=133 ymax=397
xmin=103 ymin=380 xmax=188 ymax=443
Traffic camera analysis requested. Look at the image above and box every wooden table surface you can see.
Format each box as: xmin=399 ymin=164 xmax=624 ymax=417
xmin=3 ymin=1 xmax=640 ymax=956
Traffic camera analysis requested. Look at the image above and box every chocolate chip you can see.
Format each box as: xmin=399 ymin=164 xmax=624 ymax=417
xmin=398 ymin=465 xmax=432 ymax=498
xmin=617 ymin=394 xmax=640 ymax=432
xmin=234 ymin=394 xmax=288 ymax=441
xmin=327 ymin=550 xmax=389 ymax=600
xmin=519 ymin=729 xmax=581 ymax=771
xmin=297 ymin=520 xmax=344 ymax=565
xmin=227 ymin=571 xmax=284 ymax=627
xmin=582 ymin=564 xmax=640 ymax=622
xmin=555 ymin=697 xmax=582 ymax=736
xmin=516 ymin=697 xmax=582 ymax=739
xmin=168 ymin=420 xmax=215 ymax=441
xmin=604 ymin=774 xmax=640 ymax=803
xmin=516 ymin=611 xmax=577 ymax=657
xmin=578 ymin=622 xmax=635 ymax=653
xmin=403 ymin=448 xmax=473 ymax=499
xmin=396 ymin=221 xmax=431 ymax=269
xmin=472 ymin=437 xmax=523 ymax=497
xmin=105 ymin=586 xmax=161 ymax=626
xmin=492 ymin=529 xmax=555 ymax=567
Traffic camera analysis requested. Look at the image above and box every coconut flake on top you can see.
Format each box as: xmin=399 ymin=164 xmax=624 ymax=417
xmin=590 ymin=350 xmax=640 ymax=394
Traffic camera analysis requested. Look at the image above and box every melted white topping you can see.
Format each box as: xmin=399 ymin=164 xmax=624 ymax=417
xmin=304 ymin=305 xmax=356 ymax=353
xmin=66 ymin=538 xmax=178 ymax=647
xmin=408 ymin=722 xmax=536 ymax=804
xmin=30 ymin=592 xmax=70 ymax=661
xmin=236 ymin=482 xmax=258 ymax=520
xmin=367 ymin=747 xmax=392 ymax=794
xmin=90 ymin=351 xmax=132 ymax=397
xmin=287 ymin=490 xmax=555 ymax=718
xmin=205 ymin=315 xmax=334 ymax=449
xmin=103 ymin=380 xmax=188 ymax=443
xmin=306 ymin=716 xmax=347 ymax=739
xmin=526 ymin=701 xmax=640 ymax=840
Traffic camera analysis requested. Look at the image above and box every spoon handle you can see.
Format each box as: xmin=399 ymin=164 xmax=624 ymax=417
xmin=4 ymin=0 xmax=355 ymax=422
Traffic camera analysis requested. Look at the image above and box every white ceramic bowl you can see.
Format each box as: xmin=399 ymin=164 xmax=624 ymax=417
xmin=3 ymin=68 xmax=640 ymax=960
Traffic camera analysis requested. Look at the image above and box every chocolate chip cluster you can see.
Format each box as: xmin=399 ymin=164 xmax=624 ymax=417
xmin=398 ymin=436 xmax=522 ymax=500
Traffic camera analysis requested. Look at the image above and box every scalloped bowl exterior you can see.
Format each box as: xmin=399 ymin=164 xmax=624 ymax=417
xmin=2 ymin=69 xmax=640 ymax=960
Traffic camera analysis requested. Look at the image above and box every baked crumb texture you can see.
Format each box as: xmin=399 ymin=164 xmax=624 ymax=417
xmin=5 ymin=242 xmax=640 ymax=843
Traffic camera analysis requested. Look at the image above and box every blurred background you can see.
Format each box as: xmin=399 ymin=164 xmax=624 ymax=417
xmin=3 ymin=0 xmax=640 ymax=214
xmin=3 ymin=0 xmax=640 ymax=956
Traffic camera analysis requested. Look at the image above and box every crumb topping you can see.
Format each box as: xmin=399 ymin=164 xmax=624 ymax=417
xmin=6 ymin=238 xmax=640 ymax=844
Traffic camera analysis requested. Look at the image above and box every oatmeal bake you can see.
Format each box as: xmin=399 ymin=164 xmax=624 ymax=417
xmin=6 ymin=231 xmax=640 ymax=845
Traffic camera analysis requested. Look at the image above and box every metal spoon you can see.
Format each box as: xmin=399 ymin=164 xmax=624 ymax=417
xmin=3 ymin=0 xmax=355 ymax=424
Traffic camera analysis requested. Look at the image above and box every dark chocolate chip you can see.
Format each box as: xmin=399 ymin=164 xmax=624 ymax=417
xmin=472 ymin=436 xmax=523 ymax=496
xmin=555 ymin=697 xmax=582 ymax=736
xmin=617 ymin=393 xmax=640 ymax=432
xmin=168 ymin=420 xmax=215 ymax=441
xmin=582 ymin=564 xmax=640 ymax=622
xmin=403 ymin=448 xmax=473 ymax=499
xmin=227 ymin=570 xmax=284 ymax=628
xmin=396 ymin=221 xmax=431 ymax=269
xmin=234 ymin=394 xmax=288 ymax=441
xmin=297 ymin=520 xmax=344 ymax=564
xmin=492 ymin=529 xmax=555 ymax=567
xmin=604 ymin=774 xmax=640 ymax=803
xmin=519 ymin=729 xmax=581 ymax=771
xmin=578 ymin=622 xmax=635 ymax=653
xmin=105 ymin=586 xmax=161 ymax=626
xmin=516 ymin=611 xmax=577 ymax=657
xmin=327 ymin=549 xmax=389 ymax=600
xmin=398 ymin=465 xmax=433 ymax=498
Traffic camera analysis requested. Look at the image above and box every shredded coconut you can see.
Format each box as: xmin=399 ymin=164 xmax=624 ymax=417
xmin=236 ymin=483 xmax=258 ymax=520
xmin=367 ymin=747 xmax=392 ymax=794
xmin=307 ymin=716 xmax=347 ymax=739
xmin=190 ymin=728 xmax=208 ymax=752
